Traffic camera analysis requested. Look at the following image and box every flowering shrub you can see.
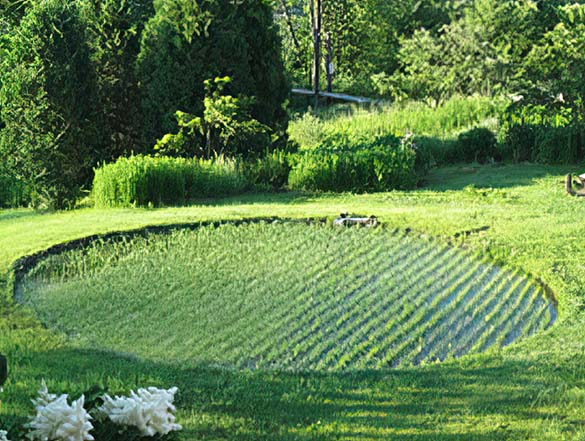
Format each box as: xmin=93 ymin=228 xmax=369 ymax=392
xmin=26 ymin=382 xmax=94 ymax=441
xmin=19 ymin=382 xmax=181 ymax=441
xmin=97 ymin=387 xmax=182 ymax=437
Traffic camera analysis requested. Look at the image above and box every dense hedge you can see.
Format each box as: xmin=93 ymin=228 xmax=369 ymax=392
xmin=503 ymin=124 xmax=585 ymax=164
xmin=244 ymin=149 xmax=292 ymax=190
xmin=288 ymin=134 xmax=418 ymax=193
xmin=137 ymin=0 xmax=288 ymax=147
xmin=92 ymin=155 xmax=246 ymax=207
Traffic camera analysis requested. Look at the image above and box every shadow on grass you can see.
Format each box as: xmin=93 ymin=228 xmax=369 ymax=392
xmin=0 ymin=209 xmax=39 ymax=223
xmin=423 ymin=163 xmax=577 ymax=192
xmin=186 ymin=164 xmax=578 ymax=207
xmin=1 ymin=345 xmax=575 ymax=440
xmin=185 ymin=191 xmax=314 ymax=208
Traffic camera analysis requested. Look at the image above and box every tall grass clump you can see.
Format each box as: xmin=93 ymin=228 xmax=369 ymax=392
xmin=289 ymin=95 xmax=506 ymax=150
xmin=502 ymin=105 xmax=585 ymax=164
xmin=244 ymin=149 xmax=292 ymax=189
xmin=288 ymin=134 xmax=418 ymax=192
xmin=92 ymin=155 xmax=246 ymax=207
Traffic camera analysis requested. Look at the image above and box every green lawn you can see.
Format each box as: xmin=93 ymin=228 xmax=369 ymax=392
xmin=1 ymin=163 xmax=585 ymax=440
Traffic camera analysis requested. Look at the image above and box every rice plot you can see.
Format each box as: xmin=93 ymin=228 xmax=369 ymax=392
xmin=16 ymin=222 xmax=556 ymax=370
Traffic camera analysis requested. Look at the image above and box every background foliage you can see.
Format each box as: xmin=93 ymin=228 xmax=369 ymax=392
xmin=4 ymin=0 xmax=585 ymax=208
xmin=0 ymin=0 xmax=288 ymax=208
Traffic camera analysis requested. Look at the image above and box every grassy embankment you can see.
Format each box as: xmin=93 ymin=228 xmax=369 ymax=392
xmin=1 ymin=163 xmax=585 ymax=439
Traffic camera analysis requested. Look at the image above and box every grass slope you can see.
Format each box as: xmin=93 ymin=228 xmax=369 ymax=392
xmin=17 ymin=224 xmax=553 ymax=371
xmin=0 ymin=163 xmax=584 ymax=440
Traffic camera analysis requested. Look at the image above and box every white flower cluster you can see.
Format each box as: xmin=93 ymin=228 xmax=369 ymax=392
xmin=26 ymin=382 xmax=94 ymax=441
xmin=98 ymin=387 xmax=182 ymax=437
xmin=0 ymin=429 xmax=11 ymax=441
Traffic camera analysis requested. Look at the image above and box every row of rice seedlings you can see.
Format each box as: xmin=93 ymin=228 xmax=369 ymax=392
xmin=378 ymin=256 xmax=485 ymax=367
xmin=19 ymin=225 xmax=294 ymax=363
xmin=329 ymin=242 xmax=454 ymax=370
xmin=197 ymin=226 xmax=321 ymax=323
xmin=373 ymin=249 xmax=470 ymax=346
xmin=451 ymin=272 xmax=526 ymax=358
xmin=18 ymin=223 xmax=555 ymax=371
xmin=506 ymin=287 xmax=550 ymax=346
xmin=305 ymin=239 xmax=439 ymax=370
xmin=443 ymin=270 xmax=521 ymax=360
xmin=163 ymin=225 xmax=548 ymax=366
xmin=469 ymin=279 xmax=533 ymax=353
xmin=352 ymin=245 xmax=466 ymax=370
xmin=226 ymin=227 xmax=394 ymax=366
xmin=523 ymin=301 xmax=554 ymax=338
xmin=181 ymin=225 xmax=330 ymax=363
xmin=260 ymin=235 xmax=402 ymax=368
xmin=351 ymin=247 xmax=469 ymax=368
xmin=320 ymin=241 xmax=452 ymax=369
xmin=23 ymin=235 xmax=146 ymax=285
xmin=300 ymin=234 xmax=437 ymax=368
xmin=490 ymin=281 xmax=542 ymax=350
xmin=210 ymin=227 xmax=351 ymax=364
xmin=227 ymin=244 xmax=355 ymax=364
xmin=198 ymin=224 xmax=387 ymax=365
xmin=394 ymin=260 xmax=495 ymax=366
xmin=353 ymin=246 xmax=470 ymax=369
xmin=416 ymin=267 xmax=507 ymax=364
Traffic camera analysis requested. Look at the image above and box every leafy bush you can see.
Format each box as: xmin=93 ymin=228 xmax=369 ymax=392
xmin=413 ymin=136 xmax=457 ymax=167
xmin=154 ymin=78 xmax=271 ymax=159
xmin=455 ymin=128 xmax=499 ymax=163
xmin=503 ymin=124 xmax=536 ymax=163
xmin=244 ymin=149 xmax=292 ymax=189
xmin=500 ymin=122 xmax=585 ymax=165
xmin=136 ymin=0 xmax=288 ymax=148
xmin=288 ymin=134 xmax=418 ymax=193
xmin=92 ymin=155 xmax=246 ymax=208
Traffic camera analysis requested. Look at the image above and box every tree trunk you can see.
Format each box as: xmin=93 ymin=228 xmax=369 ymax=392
xmin=0 ymin=354 xmax=7 ymax=387
xmin=278 ymin=0 xmax=302 ymax=59
xmin=206 ymin=126 xmax=212 ymax=160
xmin=311 ymin=0 xmax=321 ymax=110
xmin=325 ymin=32 xmax=334 ymax=101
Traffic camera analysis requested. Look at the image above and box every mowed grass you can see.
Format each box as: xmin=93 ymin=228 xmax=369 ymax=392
xmin=2 ymin=163 xmax=585 ymax=439
xmin=17 ymin=223 xmax=554 ymax=371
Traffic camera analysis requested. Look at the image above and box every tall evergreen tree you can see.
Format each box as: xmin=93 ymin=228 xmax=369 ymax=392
xmin=137 ymin=0 xmax=288 ymax=152
xmin=81 ymin=0 xmax=155 ymax=159
xmin=0 ymin=0 xmax=104 ymax=208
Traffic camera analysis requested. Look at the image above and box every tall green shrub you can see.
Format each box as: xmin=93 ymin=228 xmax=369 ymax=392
xmin=244 ymin=149 xmax=292 ymax=189
xmin=93 ymin=155 xmax=247 ymax=208
xmin=80 ymin=0 xmax=155 ymax=160
xmin=0 ymin=0 xmax=104 ymax=208
xmin=455 ymin=128 xmax=498 ymax=164
xmin=288 ymin=134 xmax=418 ymax=193
xmin=0 ymin=163 xmax=29 ymax=208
